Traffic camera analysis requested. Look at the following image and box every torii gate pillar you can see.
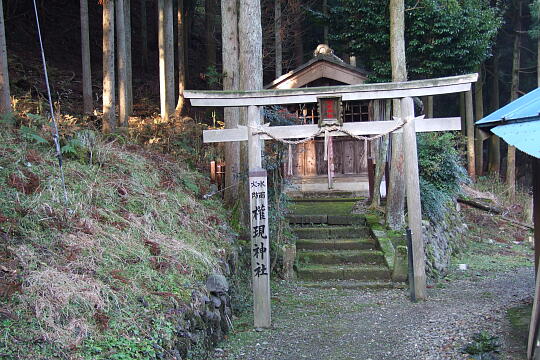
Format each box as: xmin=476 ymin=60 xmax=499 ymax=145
xmin=401 ymin=97 xmax=427 ymax=300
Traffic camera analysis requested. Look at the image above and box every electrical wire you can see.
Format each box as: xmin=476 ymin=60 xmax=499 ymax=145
xmin=32 ymin=0 xmax=68 ymax=204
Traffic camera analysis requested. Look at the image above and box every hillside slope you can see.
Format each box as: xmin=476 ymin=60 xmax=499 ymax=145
xmin=0 ymin=124 xmax=236 ymax=359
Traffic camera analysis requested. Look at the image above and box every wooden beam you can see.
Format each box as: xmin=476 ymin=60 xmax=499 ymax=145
xmin=188 ymin=84 xmax=472 ymax=107
xmin=186 ymin=74 xmax=478 ymax=107
xmin=203 ymin=117 xmax=461 ymax=143
xmin=528 ymin=157 xmax=540 ymax=359
xmin=247 ymin=105 xmax=271 ymax=329
xmin=527 ymin=263 xmax=540 ymax=360
xmin=401 ymin=97 xmax=427 ymax=300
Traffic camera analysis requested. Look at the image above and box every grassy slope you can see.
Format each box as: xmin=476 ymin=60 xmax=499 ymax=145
xmin=0 ymin=127 xmax=234 ymax=359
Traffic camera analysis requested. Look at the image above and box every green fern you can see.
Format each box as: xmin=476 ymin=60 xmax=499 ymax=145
xmin=20 ymin=125 xmax=48 ymax=145
xmin=0 ymin=112 xmax=17 ymax=126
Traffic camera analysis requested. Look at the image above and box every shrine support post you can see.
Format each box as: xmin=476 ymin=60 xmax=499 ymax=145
xmin=401 ymin=97 xmax=427 ymax=300
xmin=465 ymin=90 xmax=476 ymax=181
xmin=248 ymin=105 xmax=272 ymax=328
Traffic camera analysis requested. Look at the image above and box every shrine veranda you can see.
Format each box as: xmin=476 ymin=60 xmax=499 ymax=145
xmin=184 ymin=73 xmax=479 ymax=328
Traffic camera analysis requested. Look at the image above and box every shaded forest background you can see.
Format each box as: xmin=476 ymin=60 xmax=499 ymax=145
xmin=2 ymin=0 xmax=539 ymax=184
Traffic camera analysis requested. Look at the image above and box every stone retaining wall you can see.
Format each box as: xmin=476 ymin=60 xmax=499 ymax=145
xmin=160 ymin=274 xmax=233 ymax=359
xmin=422 ymin=204 xmax=467 ymax=281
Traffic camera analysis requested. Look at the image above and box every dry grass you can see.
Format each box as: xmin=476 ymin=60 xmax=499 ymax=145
xmin=473 ymin=174 xmax=533 ymax=224
xmin=23 ymin=267 xmax=109 ymax=346
xmin=0 ymin=126 xmax=234 ymax=356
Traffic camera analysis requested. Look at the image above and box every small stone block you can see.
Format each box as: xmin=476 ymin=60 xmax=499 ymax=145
xmin=286 ymin=215 xmax=304 ymax=224
xmin=327 ymin=215 xmax=352 ymax=225
xmin=302 ymin=215 xmax=327 ymax=224
xmin=293 ymin=227 xmax=330 ymax=239
xmin=282 ymin=244 xmax=296 ymax=280
xmin=392 ymin=245 xmax=408 ymax=282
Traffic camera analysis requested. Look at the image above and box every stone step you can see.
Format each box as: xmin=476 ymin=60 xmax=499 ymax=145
xmin=298 ymin=250 xmax=385 ymax=266
xmin=296 ymin=238 xmax=376 ymax=251
xmin=287 ymin=214 xmax=366 ymax=226
xmin=292 ymin=226 xmax=370 ymax=239
xmin=297 ymin=264 xmax=391 ymax=281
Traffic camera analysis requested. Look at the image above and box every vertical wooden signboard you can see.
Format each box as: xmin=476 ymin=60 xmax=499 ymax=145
xmin=249 ymin=168 xmax=271 ymax=328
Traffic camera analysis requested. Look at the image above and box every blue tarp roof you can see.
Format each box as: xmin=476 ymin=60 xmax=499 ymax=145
xmin=476 ymin=87 xmax=540 ymax=159
xmin=476 ymin=87 xmax=540 ymax=126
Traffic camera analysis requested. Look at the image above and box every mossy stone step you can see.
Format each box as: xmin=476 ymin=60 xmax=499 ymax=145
xmin=289 ymin=200 xmax=359 ymax=216
xmin=293 ymin=226 xmax=370 ymax=239
xmin=298 ymin=250 xmax=385 ymax=265
xmin=296 ymin=238 xmax=376 ymax=251
xmin=297 ymin=264 xmax=391 ymax=281
xmin=287 ymin=214 xmax=366 ymax=226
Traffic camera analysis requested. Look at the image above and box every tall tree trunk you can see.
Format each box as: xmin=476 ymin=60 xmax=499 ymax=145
xmin=222 ymin=0 xmax=240 ymax=206
xmin=323 ymin=0 xmax=328 ymax=44
xmin=176 ymin=0 xmax=186 ymax=115
xmin=508 ymin=0 xmax=522 ymax=199
xmin=80 ymin=0 xmax=92 ymax=115
xmin=158 ymin=0 xmax=175 ymax=120
xmin=102 ymin=0 xmax=116 ymax=133
xmin=185 ymin=2 xmax=194 ymax=86
xmin=116 ymin=0 xmax=129 ymax=129
xmin=140 ymin=0 xmax=148 ymax=71
xmin=488 ymin=53 xmax=500 ymax=175
xmin=206 ymin=0 xmax=217 ymax=70
xmin=386 ymin=0 xmax=407 ymax=230
xmin=0 ymin=0 xmax=10 ymax=114
xmin=291 ymin=0 xmax=303 ymax=67
xmin=274 ymin=0 xmax=282 ymax=78
xmin=125 ymin=0 xmax=133 ymax=115
xmin=474 ymin=64 xmax=484 ymax=176
xmin=239 ymin=0 xmax=263 ymax=225
xmin=537 ymin=0 xmax=540 ymax=86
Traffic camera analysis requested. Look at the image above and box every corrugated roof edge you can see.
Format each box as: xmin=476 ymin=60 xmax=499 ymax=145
xmin=476 ymin=87 xmax=540 ymax=127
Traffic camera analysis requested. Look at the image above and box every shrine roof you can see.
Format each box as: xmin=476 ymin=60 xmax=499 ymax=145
xmin=265 ymin=47 xmax=368 ymax=90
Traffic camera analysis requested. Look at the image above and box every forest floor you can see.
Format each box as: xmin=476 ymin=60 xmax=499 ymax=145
xmin=218 ymin=267 xmax=533 ymax=360
xmin=218 ymin=191 xmax=536 ymax=360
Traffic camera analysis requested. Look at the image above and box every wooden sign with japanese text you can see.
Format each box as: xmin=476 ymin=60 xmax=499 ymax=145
xmin=249 ymin=169 xmax=271 ymax=327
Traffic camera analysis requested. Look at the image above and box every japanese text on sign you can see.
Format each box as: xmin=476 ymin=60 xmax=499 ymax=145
xmin=250 ymin=174 xmax=270 ymax=278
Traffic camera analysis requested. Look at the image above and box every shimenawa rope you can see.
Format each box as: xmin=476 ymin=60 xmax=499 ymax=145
xmin=253 ymin=116 xmax=410 ymax=145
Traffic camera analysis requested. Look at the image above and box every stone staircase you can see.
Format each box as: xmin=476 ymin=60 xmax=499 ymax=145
xmin=289 ymin=200 xmax=391 ymax=282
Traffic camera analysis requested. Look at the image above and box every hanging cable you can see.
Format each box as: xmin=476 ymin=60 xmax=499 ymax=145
xmin=32 ymin=0 xmax=68 ymax=204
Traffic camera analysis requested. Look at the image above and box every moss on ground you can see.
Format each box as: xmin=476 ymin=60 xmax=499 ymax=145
xmin=290 ymin=200 xmax=357 ymax=216
xmin=506 ymin=303 xmax=531 ymax=359
xmin=452 ymin=240 xmax=533 ymax=273
xmin=507 ymin=304 xmax=531 ymax=345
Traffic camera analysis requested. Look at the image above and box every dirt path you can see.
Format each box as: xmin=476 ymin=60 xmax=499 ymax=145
xmin=219 ymin=267 xmax=534 ymax=360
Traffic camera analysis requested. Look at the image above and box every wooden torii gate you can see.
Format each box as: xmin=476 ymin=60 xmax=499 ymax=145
xmin=185 ymin=73 xmax=478 ymax=328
